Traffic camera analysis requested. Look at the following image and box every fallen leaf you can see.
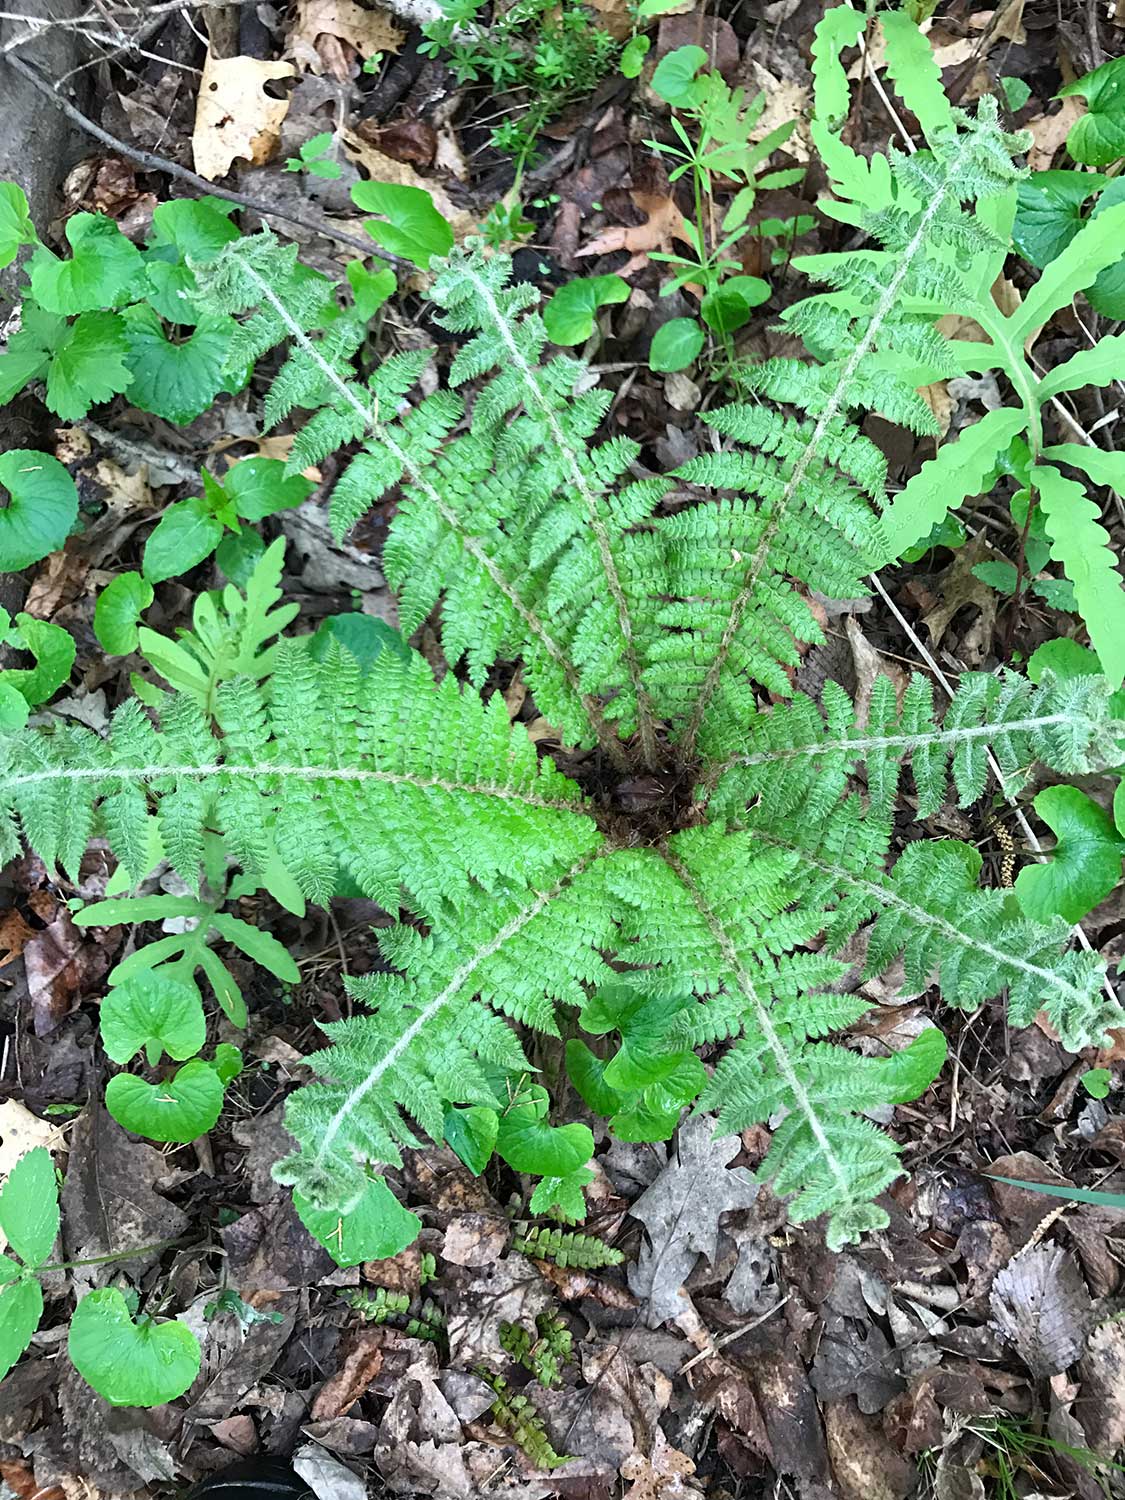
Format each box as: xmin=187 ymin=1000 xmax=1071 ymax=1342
xmin=441 ymin=1212 xmax=509 ymax=1267
xmin=621 ymin=1431 xmax=702 ymax=1500
xmin=990 ymin=1244 xmax=1092 ymax=1376
xmin=1076 ymin=1317 xmax=1125 ymax=1456
xmin=578 ymin=192 xmax=694 ymax=277
xmin=628 ymin=1113 xmax=759 ymax=1326
xmin=921 ymin=533 xmax=998 ymax=657
xmin=918 ymin=380 xmax=954 ymax=438
xmin=311 ymin=1329 xmax=385 ymax=1420
xmin=0 ymin=1100 xmax=61 ymax=1180
xmin=192 ymin=53 xmax=298 ymax=182
xmin=291 ymin=0 xmax=404 ymax=68
xmin=845 ymin=616 xmax=908 ymax=727
xmin=0 ymin=909 xmax=35 ymax=969
xmin=292 ymin=1443 xmax=367 ymax=1500
xmin=823 ymin=1398 xmax=916 ymax=1500
xmin=444 ymin=1256 xmax=555 ymax=1369
xmin=968 ymin=0 xmax=1026 ymax=44
xmin=23 ymin=905 xmax=114 ymax=1036
xmin=1026 ymin=98 xmax=1085 ymax=171
xmin=743 ymin=62 xmax=810 ymax=162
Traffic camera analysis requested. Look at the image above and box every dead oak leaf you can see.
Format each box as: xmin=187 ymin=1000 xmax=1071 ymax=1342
xmin=991 ymin=1244 xmax=1092 ymax=1376
xmin=290 ymin=0 xmax=404 ymax=70
xmin=578 ymin=192 xmax=694 ymax=277
xmin=192 ymin=53 xmax=297 ymax=182
xmin=622 ymin=1432 xmax=702 ymax=1500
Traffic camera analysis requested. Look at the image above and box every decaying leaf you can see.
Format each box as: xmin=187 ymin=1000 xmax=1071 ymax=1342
xmin=628 ymin=1114 xmax=759 ymax=1326
xmin=290 ymin=0 xmax=404 ymax=72
xmin=192 ymin=53 xmax=298 ymax=182
xmin=990 ymin=1244 xmax=1092 ymax=1376
xmin=621 ymin=1430 xmax=702 ymax=1500
xmin=1076 ymin=1316 xmax=1125 ymax=1456
xmin=577 ymin=191 xmax=694 ymax=277
xmin=0 ymin=1100 xmax=61 ymax=1182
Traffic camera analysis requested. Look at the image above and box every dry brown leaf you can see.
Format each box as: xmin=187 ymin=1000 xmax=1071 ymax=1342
xmin=744 ymin=61 xmax=810 ymax=161
xmin=0 ymin=1100 xmax=62 ymax=1181
xmin=0 ymin=909 xmax=34 ymax=969
xmin=846 ymin=616 xmax=908 ymax=726
xmin=991 ymin=1245 xmax=1092 ymax=1376
xmin=621 ymin=1431 xmax=701 ymax=1500
xmin=1077 ymin=1318 xmax=1125 ymax=1456
xmin=343 ymin=135 xmax=477 ymax=241
xmin=918 ymin=381 xmax=954 ymax=438
xmin=192 ymin=53 xmax=298 ymax=182
xmin=311 ymin=1330 xmax=385 ymax=1420
xmin=291 ymin=0 xmax=403 ymax=70
xmin=578 ymin=192 xmax=694 ymax=277
xmin=968 ymin=0 xmax=1026 ymax=44
xmin=1027 ymin=98 xmax=1085 ymax=171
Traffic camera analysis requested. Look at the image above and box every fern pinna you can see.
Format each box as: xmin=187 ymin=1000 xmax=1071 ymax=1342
xmin=2 ymin=20 xmax=1123 ymax=1253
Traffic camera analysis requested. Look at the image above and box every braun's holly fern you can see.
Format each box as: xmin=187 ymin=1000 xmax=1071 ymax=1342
xmin=3 ymin=18 xmax=1123 ymax=1254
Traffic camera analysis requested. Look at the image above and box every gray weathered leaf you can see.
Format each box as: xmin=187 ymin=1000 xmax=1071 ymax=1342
xmin=990 ymin=1245 xmax=1092 ymax=1375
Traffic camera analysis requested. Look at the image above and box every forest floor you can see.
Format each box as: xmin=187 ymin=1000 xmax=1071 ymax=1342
xmin=1 ymin=1 xmax=1125 ymax=1497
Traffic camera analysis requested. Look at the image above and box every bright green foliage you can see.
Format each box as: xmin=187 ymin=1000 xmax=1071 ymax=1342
xmin=99 ymin=972 xmax=207 ymax=1067
xmin=345 ymin=1286 xmax=445 ymax=1341
xmin=3 ymin=20 xmax=1124 ymax=1260
xmin=0 ymin=450 xmax=78 ymax=572
xmin=0 ymin=1149 xmax=57 ymax=1382
xmin=0 ymin=612 xmax=75 ymax=723
xmin=500 ymin=1311 xmax=573 ymax=1387
xmin=512 ymin=1225 xmax=624 ymax=1269
xmin=295 ymin=1175 xmax=420 ymax=1266
xmin=477 ymin=1368 xmax=571 ymax=1469
xmin=352 ymin=181 xmax=453 ymax=269
xmin=286 ymin=131 xmax=343 ymax=180
xmin=68 ymin=1288 xmax=201 ymax=1407
xmin=95 ymin=573 xmax=155 ymax=656
xmin=1015 ymin=786 xmax=1125 ymax=924
xmin=1058 ymin=56 xmax=1125 ymax=166
xmin=0 ymin=183 xmax=36 ymax=269
xmin=543 ymin=274 xmax=629 ymax=346
xmin=105 ymin=1049 xmax=241 ymax=1143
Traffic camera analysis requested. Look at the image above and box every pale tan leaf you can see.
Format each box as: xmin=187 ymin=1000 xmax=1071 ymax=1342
xmin=577 ymin=192 xmax=694 ymax=277
xmin=342 ymin=136 xmax=478 ymax=242
xmin=1026 ymin=98 xmax=1084 ymax=171
xmin=291 ymin=0 xmax=404 ymax=63
xmin=192 ymin=53 xmax=297 ymax=181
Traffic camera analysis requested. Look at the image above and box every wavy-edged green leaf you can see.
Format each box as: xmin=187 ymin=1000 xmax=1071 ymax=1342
xmin=0 ymin=1279 xmax=43 ymax=1383
xmin=0 ymin=182 xmax=37 ymax=270
xmin=1059 ymin=56 xmax=1125 ymax=167
xmin=543 ymin=275 xmax=629 ymax=346
xmin=294 ymin=1176 xmax=420 ymax=1266
xmin=105 ymin=1057 xmax=225 ymax=1143
xmin=29 ymin=213 xmax=143 ymax=315
xmin=122 ymin=305 xmax=234 ymax=425
xmin=1015 ymin=785 xmax=1124 ymax=924
xmin=1011 ymin=199 xmax=1125 ymax=340
xmin=99 ymin=973 xmax=207 ymax=1068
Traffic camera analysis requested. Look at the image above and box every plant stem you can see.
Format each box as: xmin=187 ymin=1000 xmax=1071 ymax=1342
xmin=39 ymin=1234 xmax=195 ymax=1273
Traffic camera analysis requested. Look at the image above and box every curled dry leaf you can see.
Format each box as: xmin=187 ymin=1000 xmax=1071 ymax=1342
xmin=621 ymin=1431 xmax=701 ymax=1500
xmin=192 ymin=53 xmax=298 ymax=182
xmin=578 ymin=192 xmax=694 ymax=278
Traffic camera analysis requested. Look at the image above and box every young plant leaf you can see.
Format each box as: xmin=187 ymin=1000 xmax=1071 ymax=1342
xmin=29 ymin=213 xmax=143 ymax=315
xmin=1058 ymin=56 xmax=1125 ymax=167
xmin=495 ymin=1084 xmax=594 ymax=1176
xmin=0 ymin=449 xmax=78 ymax=572
xmin=651 ymin=45 xmax=707 ymax=108
xmin=0 ymin=1280 xmax=43 ymax=1383
xmin=46 ymin=310 xmax=132 ymax=418
xmin=700 ymin=276 xmax=769 ymax=334
xmin=0 ymin=1148 xmax=59 ymax=1268
xmin=219 ymin=457 xmax=314 ymax=522
xmin=68 ymin=1288 xmax=201 ymax=1407
xmin=105 ymin=1057 xmax=225 ymax=1143
xmin=620 ymin=35 xmax=650 ymax=79
xmin=142 ymin=497 xmax=226 ymax=583
xmin=209 ymin=914 xmax=300 ymax=983
xmin=443 ymin=1104 xmax=499 ymax=1175
xmin=351 ymin=181 xmax=453 ymax=268
xmin=1015 ymin=785 xmax=1125 ymax=924
xmin=94 ymin=572 xmax=155 ymax=656
xmin=1013 ymin=171 xmax=1102 ymax=268
xmin=543 ymin=275 xmax=629 ymax=346
xmin=1 ymin=615 xmax=75 ymax=707
xmin=99 ymin=973 xmax=207 ymax=1068
xmin=294 ymin=1177 xmax=421 ymax=1266
xmin=0 ymin=182 xmax=37 ymax=269
xmin=1011 ymin=199 xmax=1125 ymax=341
xmin=649 ymin=317 xmax=704 ymax=372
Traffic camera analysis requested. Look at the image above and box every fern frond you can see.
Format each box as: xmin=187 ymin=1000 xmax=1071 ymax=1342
xmin=477 ymin=1370 xmax=571 ymax=1469
xmin=1033 ymin=464 xmax=1125 ymax=688
xmin=511 ymin=1225 xmax=624 ymax=1268
xmin=704 ymin=669 xmax=1116 ymax=823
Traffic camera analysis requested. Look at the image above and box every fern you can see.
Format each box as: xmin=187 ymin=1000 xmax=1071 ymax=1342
xmin=511 ymin=1226 xmax=624 ymax=1269
xmin=3 ymin=18 xmax=1123 ymax=1259
xmin=477 ymin=1369 xmax=571 ymax=1469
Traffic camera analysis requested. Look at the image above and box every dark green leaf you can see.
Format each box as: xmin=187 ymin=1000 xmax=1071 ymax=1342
xmin=220 ymin=457 xmax=313 ymax=522
xmin=699 ymin=276 xmax=769 ymax=334
xmin=311 ymin=614 xmax=411 ymax=673
xmin=443 ymin=1104 xmax=499 ymax=1175
xmin=1012 ymin=171 xmax=1099 ymax=268
xmin=122 ymin=306 xmax=234 ymax=425
xmin=46 ymin=311 xmax=132 ymax=419
xmin=1059 ymin=57 xmax=1125 ymax=166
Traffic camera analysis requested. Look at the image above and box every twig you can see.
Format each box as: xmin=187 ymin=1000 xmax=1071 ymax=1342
xmin=3 ymin=51 xmax=408 ymax=268
xmin=868 ymin=571 xmax=1117 ymax=1005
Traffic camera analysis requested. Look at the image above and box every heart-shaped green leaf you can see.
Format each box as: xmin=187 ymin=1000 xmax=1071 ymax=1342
xmin=105 ymin=1058 xmax=225 ymax=1143
xmin=1015 ymin=785 xmax=1125 ymax=924
xmin=94 ymin=572 xmax=155 ymax=656
xmin=0 ymin=182 xmax=37 ymax=270
xmin=651 ymin=45 xmax=708 ymax=108
xmin=69 ymin=1288 xmax=200 ymax=1406
xmin=1 ymin=615 xmax=75 ymax=708
xmin=45 ymin=310 xmax=132 ymax=419
xmin=0 ymin=1148 xmax=59 ymax=1268
xmin=0 ymin=1279 xmax=43 ymax=1383
xmin=0 ymin=450 xmax=78 ymax=572
xmin=99 ymin=974 xmax=207 ymax=1068
xmin=123 ymin=306 xmax=234 ymax=426
xmin=1059 ymin=57 xmax=1125 ymax=167
xmin=295 ymin=1176 xmax=421 ymax=1266
xmin=217 ymin=457 xmax=314 ymax=522
xmin=495 ymin=1084 xmax=593 ymax=1177
xmin=543 ymin=275 xmax=629 ymax=346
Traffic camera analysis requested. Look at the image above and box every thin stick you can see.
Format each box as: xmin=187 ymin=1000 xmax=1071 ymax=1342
xmin=3 ymin=52 xmax=407 ymax=267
